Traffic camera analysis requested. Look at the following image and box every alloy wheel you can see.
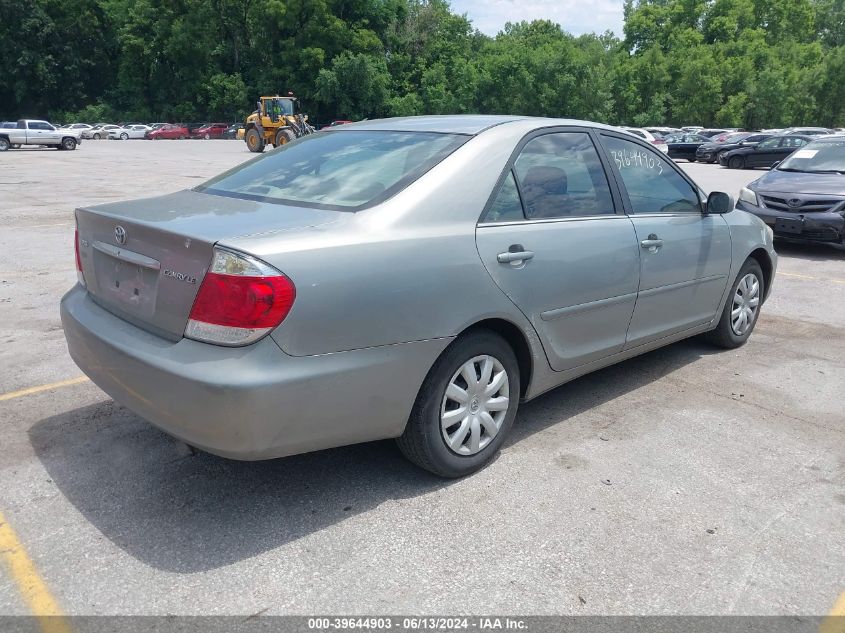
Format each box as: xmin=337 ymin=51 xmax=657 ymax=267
xmin=440 ymin=355 xmax=510 ymax=456
xmin=731 ymin=273 xmax=760 ymax=336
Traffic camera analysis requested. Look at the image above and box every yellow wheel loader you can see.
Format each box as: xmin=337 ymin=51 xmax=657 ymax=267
xmin=244 ymin=94 xmax=315 ymax=153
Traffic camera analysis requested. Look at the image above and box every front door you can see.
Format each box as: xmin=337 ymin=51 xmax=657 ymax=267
xmin=475 ymin=130 xmax=641 ymax=372
xmin=747 ymin=137 xmax=782 ymax=167
xmin=599 ymin=133 xmax=733 ymax=348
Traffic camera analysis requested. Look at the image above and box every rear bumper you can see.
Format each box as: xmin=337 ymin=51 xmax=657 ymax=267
xmin=737 ymin=201 xmax=845 ymax=242
xmin=61 ymin=285 xmax=450 ymax=460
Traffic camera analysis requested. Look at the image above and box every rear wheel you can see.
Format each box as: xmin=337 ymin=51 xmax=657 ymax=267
xmin=397 ymin=330 xmax=520 ymax=478
xmin=61 ymin=137 xmax=77 ymax=151
xmin=93 ymin=133 xmax=101 ymax=140
xmin=728 ymin=156 xmax=745 ymax=169
xmin=245 ymin=128 xmax=265 ymax=153
xmin=0 ymin=138 xmax=9 ymax=151
xmin=274 ymin=128 xmax=295 ymax=147
xmin=120 ymin=132 xmax=128 ymax=140
xmin=705 ymin=258 xmax=764 ymax=349
xmin=204 ymin=133 xmax=210 ymax=140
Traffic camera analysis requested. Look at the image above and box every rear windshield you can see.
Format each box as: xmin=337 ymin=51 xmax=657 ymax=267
xmin=197 ymin=130 xmax=468 ymax=210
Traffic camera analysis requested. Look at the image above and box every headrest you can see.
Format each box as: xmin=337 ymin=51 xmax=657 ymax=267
xmin=522 ymin=166 xmax=568 ymax=194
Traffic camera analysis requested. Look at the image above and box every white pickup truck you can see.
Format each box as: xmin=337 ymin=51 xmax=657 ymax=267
xmin=0 ymin=120 xmax=83 ymax=151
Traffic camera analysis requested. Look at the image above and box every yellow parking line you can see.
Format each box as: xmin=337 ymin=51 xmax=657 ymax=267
xmin=0 ymin=377 xmax=89 ymax=402
xmin=779 ymin=271 xmax=845 ymax=284
xmin=820 ymin=590 xmax=845 ymax=633
xmin=0 ymin=511 xmax=71 ymax=633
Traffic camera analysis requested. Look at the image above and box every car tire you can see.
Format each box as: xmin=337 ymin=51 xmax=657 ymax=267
xmin=728 ymin=156 xmax=745 ymax=169
xmin=204 ymin=133 xmax=210 ymax=140
xmin=705 ymin=258 xmax=765 ymax=349
xmin=274 ymin=129 xmax=295 ymax=147
xmin=178 ymin=135 xmax=185 ymax=140
xmin=688 ymin=157 xmax=696 ymax=162
xmin=11 ymin=143 xmax=20 ymax=149
xmin=61 ymin=137 xmax=77 ymax=151
xmin=120 ymin=133 xmax=128 ymax=140
xmin=397 ymin=329 xmax=520 ymax=478
xmin=245 ymin=128 xmax=265 ymax=153
xmin=0 ymin=138 xmax=9 ymax=151
xmin=93 ymin=133 xmax=101 ymax=140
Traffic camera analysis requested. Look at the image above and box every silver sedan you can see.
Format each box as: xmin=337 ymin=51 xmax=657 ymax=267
xmin=61 ymin=115 xmax=777 ymax=477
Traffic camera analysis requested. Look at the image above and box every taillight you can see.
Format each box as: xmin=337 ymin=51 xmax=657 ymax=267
xmin=185 ymin=247 xmax=295 ymax=346
xmin=74 ymin=228 xmax=86 ymax=287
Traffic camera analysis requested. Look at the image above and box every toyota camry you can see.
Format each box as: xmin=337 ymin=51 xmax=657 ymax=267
xmin=61 ymin=115 xmax=777 ymax=478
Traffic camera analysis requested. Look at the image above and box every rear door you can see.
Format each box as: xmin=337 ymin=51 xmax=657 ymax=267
xmin=475 ymin=128 xmax=641 ymax=372
xmin=598 ymin=132 xmax=732 ymax=348
xmin=776 ymin=136 xmax=810 ymax=163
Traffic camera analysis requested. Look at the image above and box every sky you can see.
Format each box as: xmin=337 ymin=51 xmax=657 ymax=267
xmin=448 ymin=0 xmax=626 ymax=37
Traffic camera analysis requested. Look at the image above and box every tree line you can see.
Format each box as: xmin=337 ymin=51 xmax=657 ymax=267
xmin=1 ymin=0 xmax=843 ymax=128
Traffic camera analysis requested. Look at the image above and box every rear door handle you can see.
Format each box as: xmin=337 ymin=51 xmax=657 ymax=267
xmin=497 ymin=250 xmax=534 ymax=264
xmin=640 ymin=234 xmax=664 ymax=253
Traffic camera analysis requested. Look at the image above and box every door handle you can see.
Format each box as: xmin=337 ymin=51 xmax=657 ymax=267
xmin=497 ymin=247 xmax=534 ymax=264
xmin=640 ymin=234 xmax=663 ymax=253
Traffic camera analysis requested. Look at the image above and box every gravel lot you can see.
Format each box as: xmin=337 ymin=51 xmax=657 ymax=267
xmin=0 ymin=140 xmax=843 ymax=616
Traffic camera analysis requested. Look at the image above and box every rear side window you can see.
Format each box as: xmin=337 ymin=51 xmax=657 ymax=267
xmin=602 ymin=135 xmax=701 ymax=215
xmin=199 ymin=130 xmax=467 ymax=210
xmin=483 ymin=172 xmax=524 ymax=223
xmin=512 ymin=132 xmax=615 ymax=219
xmin=782 ymin=137 xmax=808 ymax=148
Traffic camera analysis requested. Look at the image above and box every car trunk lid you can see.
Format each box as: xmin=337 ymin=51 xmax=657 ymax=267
xmin=75 ymin=189 xmax=342 ymax=340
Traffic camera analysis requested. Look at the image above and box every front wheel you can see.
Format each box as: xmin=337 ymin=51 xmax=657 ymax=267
xmin=61 ymin=137 xmax=77 ymax=151
xmin=245 ymin=128 xmax=265 ymax=153
xmin=274 ymin=129 xmax=295 ymax=147
xmin=93 ymin=133 xmax=101 ymax=140
xmin=204 ymin=133 xmax=210 ymax=140
xmin=397 ymin=330 xmax=520 ymax=478
xmin=705 ymin=258 xmax=764 ymax=349
xmin=120 ymin=133 xmax=128 ymax=140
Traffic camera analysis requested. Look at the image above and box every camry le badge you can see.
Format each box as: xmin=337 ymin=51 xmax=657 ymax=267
xmin=114 ymin=225 xmax=127 ymax=245
xmin=787 ymin=198 xmax=802 ymax=208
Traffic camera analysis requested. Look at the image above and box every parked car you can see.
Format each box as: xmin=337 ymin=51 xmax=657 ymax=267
xmin=645 ymin=127 xmax=681 ymax=138
xmin=622 ymin=127 xmax=669 ymax=154
xmin=224 ymin=123 xmax=244 ymax=139
xmin=695 ymin=133 xmax=774 ymax=164
xmin=66 ymin=123 xmax=93 ymax=132
xmin=783 ymin=127 xmax=832 ymax=136
xmin=146 ymin=124 xmax=190 ymax=140
xmin=720 ymin=135 xmax=813 ymax=169
xmin=0 ymin=119 xmax=82 ymax=151
xmin=664 ymin=132 xmax=712 ymax=161
xmin=109 ymin=124 xmax=152 ymax=140
xmin=82 ymin=124 xmax=120 ymax=140
xmin=681 ymin=126 xmax=703 ymax=132
xmin=61 ymin=115 xmax=776 ymax=478
xmin=697 ymin=128 xmax=731 ymax=139
xmin=736 ymin=136 xmax=845 ymax=243
xmin=195 ymin=123 xmax=229 ymax=139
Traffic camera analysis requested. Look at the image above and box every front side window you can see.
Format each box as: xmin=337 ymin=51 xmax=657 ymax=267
xmin=602 ymin=135 xmax=701 ymax=215
xmin=199 ymin=130 xmax=467 ymax=210
xmin=29 ymin=122 xmax=52 ymax=130
xmin=512 ymin=132 xmax=614 ymax=219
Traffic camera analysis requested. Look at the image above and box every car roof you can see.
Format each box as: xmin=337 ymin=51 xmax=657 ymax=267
xmin=332 ymin=115 xmax=625 ymax=136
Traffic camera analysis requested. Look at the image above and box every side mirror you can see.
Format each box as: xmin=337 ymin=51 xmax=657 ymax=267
xmin=770 ymin=161 xmax=780 ymax=170
xmin=706 ymin=191 xmax=733 ymax=215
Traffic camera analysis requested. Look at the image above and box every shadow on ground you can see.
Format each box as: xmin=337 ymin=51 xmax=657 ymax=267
xmin=774 ymin=239 xmax=845 ymax=261
xmin=30 ymin=338 xmax=716 ymax=573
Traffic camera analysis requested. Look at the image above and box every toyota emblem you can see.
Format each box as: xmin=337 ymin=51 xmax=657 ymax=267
xmin=114 ymin=225 xmax=127 ymax=245
xmin=787 ymin=198 xmax=802 ymax=208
